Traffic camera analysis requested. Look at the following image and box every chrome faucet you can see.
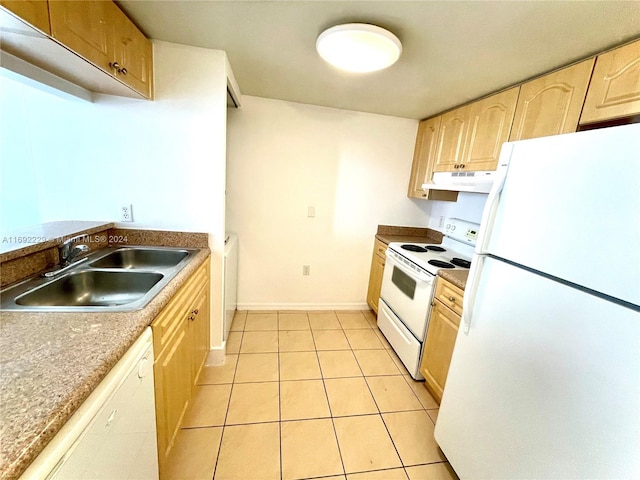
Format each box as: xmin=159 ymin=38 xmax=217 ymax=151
xmin=42 ymin=235 xmax=90 ymax=278
xmin=59 ymin=235 xmax=89 ymax=267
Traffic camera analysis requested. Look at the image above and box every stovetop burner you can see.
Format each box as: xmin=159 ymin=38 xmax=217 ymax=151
xmin=428 ymin=259 xmax=455 ymax=269
xmin=426 ymin=245 xmax=446 ymax=252
xmin=451 ymin=257 xmax=471 ymax=268
xmin=401 ymin=244 xmax=428 ymax=252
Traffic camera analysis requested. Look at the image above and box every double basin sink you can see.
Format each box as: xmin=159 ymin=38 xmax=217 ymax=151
xmin=0 ymin=246 xmax=198 ymax=312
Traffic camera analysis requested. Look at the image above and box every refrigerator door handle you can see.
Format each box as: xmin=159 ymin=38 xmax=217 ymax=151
xmin=462 ymin=254 xmax=485 ymax=334
xmin=476 ymin=144 xmax=512 ymax=254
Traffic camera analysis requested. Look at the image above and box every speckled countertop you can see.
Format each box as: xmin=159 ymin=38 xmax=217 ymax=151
xmin=375 ymin=225 xmax=443 ymax=245
xmin=0 ymin=248 xmax=210 ymax=480
xmin=438 ymin=270 xmax=469 ymax=290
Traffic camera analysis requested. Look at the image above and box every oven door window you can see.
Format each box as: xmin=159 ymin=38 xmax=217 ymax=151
xmin=392 ymin=266 xmax=417 ymax=300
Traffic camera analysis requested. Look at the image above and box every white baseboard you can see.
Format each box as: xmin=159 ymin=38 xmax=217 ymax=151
xmin=236 ymin=302 xmax=370 ymax=311
xmin=205 ymin=346 xmax=226 ymax=366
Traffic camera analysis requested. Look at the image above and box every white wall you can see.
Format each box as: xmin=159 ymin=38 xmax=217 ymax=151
xmin=423 ymin=193 xmax=488 ymax=229
xmin=226 ymin=96 xmax=430 ymax=309
xmin=0 ymin=41 xmax=229 ymax=347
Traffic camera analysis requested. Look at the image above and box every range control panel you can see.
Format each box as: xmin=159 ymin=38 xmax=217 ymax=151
xmin=445 ymin=218 xmax=480 ymax=245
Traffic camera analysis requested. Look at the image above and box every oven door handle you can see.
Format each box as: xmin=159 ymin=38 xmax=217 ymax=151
xmin=385 ymin=252 xmax=434 ymax=284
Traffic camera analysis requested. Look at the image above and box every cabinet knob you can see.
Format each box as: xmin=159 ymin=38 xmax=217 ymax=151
xmin=448 ymin=296 xmax=456 ymax=302
xmin=109 ymin=62 xmax=128 ymax=75
xmin=454 ymin=165 xmax=459 ymax=169
xmin=422 ymin=193 xmax=427 ymax=198
xmin=460 ymin=164 xmax=465 ymax=169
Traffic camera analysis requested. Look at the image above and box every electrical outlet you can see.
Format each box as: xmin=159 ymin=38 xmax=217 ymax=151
xmin=307 ymin=206 xmax=315 ymax=218
xmin=303 ymin=265 xmax=310 ymax=276
xmin=120 ymin=204 xmax=133 ymax=222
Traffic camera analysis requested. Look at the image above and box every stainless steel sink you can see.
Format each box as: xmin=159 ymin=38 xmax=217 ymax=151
xmin=0 ymin=245 xmax=198 ymax=312
xmin=15 ymin=271 xmax=164 ymax=307
xmin=89 ymin=247 xmax=189 ymax=269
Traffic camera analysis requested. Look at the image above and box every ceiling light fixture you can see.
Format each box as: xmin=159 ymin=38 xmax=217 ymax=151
xmin=316 ymin=23 xmax=402 ymax=73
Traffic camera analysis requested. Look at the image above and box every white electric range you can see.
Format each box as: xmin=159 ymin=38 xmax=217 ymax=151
xmin=377 ymin=218 xmax=479 ymax=379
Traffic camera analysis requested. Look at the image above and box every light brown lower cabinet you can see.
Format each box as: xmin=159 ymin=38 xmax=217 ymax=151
xmin=151 ymin=257 xmax=210 ymax=478
xmin=420 ymin=277 xmax=463 ymax=403
xmin=366 ymin=238 xmax=386 ymax=314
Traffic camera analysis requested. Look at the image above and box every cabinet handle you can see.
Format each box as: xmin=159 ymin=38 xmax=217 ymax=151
xmin=422 ymin=193 xmax=427 ymax=197
xmin=460 ymin=164 xmax=465 ymax=169
xmin=448 ymin=296 xmax=456 ymax=302
xmin=109 ymin=62 xmax=128 ymax=75
xmin=454 ymin=165 xmax=459 ymax=169
xmin=193 ymin=309 xmax=199 ymax=315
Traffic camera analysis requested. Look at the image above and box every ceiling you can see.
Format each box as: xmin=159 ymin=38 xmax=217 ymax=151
xmin=117 ymin=1 xmax=640 ymax=120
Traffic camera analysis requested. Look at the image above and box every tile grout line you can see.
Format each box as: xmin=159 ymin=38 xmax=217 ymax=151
xmin=211 ymin=315 xmax=244 ymax=480
xmin=352 ymin=325 xmax=409 ymax=471
xmin=313 ymin=311 xmax=349 ymax=479
xmin=277 ymin=311 xmax=283 ymax=480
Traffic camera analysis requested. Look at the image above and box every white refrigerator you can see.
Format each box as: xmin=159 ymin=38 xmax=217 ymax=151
xmin=434 ymin=124 xmax=640 ymax=479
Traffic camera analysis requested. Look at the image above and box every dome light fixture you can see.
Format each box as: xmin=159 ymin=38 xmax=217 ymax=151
xmin=316 ymin=23 xmax=402 ymax=73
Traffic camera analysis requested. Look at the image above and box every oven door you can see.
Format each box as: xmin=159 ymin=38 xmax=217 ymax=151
xmin=380 ymin=250 xmax=436 ymax=340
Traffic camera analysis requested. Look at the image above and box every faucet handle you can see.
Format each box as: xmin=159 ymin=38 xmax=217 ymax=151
xmin=59 ymin=234 xmax=89 ymax=263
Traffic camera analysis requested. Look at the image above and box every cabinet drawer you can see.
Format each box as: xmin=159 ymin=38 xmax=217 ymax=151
xmin=434 ymin=277 xmax=464 ymax=319
xmin=374 ymin=239 xmax=387 ymax=260
xmin=151 ymin=259 xmax=209 ymax=358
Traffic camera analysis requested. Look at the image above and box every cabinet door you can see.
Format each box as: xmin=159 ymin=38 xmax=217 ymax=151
xmin=509 ymin=59 xmax=594 ymax=141
xmin=190 ymin=285 xmax=210 ymax=389
xmin=1 ymin=0 xmax=50 ymax=34
xmin=154 ymin=321 xmax=192 ymax=476
xmin=48 ymin=0 xmax=113 ymax=73
xmin=580 ymin=40 xmax=640 ymax=124
xmin=408 ymin=117 xmax=441 ymax=198
xmin=433 ymin=106 xmax=469 ymax=172
xmin=366 ymin=242 xmax=386 ymax=314
xmin=434 ymin=277 xmax=464 ymax=317
xmin=462 ymin=87 xmax=519 ymax=171
xmin=107 ymin=1 xmax=153 ymax=98
xmin=420 ymin=300 xmax=460 ymax=403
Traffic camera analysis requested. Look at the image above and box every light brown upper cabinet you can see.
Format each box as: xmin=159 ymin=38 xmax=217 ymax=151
xmin=48 ymin=1 xmax=113 ymax=74
xmin=580 ymin=40 xmax=640 ymax=124
xmin=1 ymin=0 xmax=49 ymax=33
xmin=434 ymin=88 xmax=519 ymax=173
xmin=32 ymin=0 xmax=153 ymax=99
xmin=433 ymin=107 xmax=469 ymax=172
xmin=407 ymin=117 xmax=459 ymax=201
xmin=510 ymin=59 xmax=594 ymax=141
xmin=462 ymin=87 xmax=519 ymax=171
xmin=408 ymin=117 xmax=441 ymax=197
xmin=107 ymin=0 xmax=153 ymax=98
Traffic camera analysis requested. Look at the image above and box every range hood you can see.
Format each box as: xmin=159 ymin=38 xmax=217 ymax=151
xmin=422 ymin=171 xmax=495 ymax=194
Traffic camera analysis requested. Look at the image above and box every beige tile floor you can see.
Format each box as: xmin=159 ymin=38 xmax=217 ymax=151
xmin=166 ymin=310 xmax=459 ymax=480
